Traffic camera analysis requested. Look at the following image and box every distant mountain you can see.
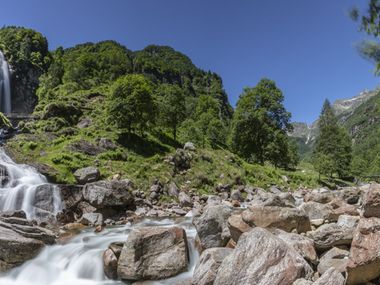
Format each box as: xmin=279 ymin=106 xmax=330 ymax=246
xmin=290 ymin=87 xmax=380 ymax=162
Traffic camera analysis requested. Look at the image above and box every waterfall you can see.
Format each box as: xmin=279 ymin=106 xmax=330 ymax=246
xmin=0 ymin=149 xmax=62 ymax=221
xmin=0 ymin=51 xmax=12 ymax=115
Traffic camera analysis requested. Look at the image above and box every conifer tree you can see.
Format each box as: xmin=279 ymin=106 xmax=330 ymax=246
xmin=313 ymin=99 xmax=352 ymax=178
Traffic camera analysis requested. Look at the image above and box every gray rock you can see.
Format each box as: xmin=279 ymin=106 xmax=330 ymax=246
xmin=80 ymin=213 xmax=103 ymax=226
xmin=82 ymin=179 xmax=134 ymax=209
xmin=192 ymin=247 xmax=233 ymax=285
xmin=271 ymin=229 xmax=318 ymax=264
xmin=242 ymin=205 xmax=311 ymax=233
xmin=313 ymin=268 xmax=345 ymax=285
xmin=293 ymin=279 xmax=313 ymax=285
xmin=362 ymin=183 xmax=380 ymax=218
xmin=184 ymin=142 xmax=196 ymax=151
xmin=230 ymin=189 xmax=244 ymax=202
xmin=299 ymin=201 xmax=333 ymax=221
xmin=307 ymin=223 xmax=353 ymax=251
xmin=117 ymin=226 xmax=189 ymax=280
xmin=214 ymin=228 xmax=314 ymax=285
xmin=103 ymin=242 xmax=122 ymax=279
xmin=317 ymin=247 xmax=349 ymax=275
xmin=98 ymin=138 xmax=117 ymax=150
xmin=74 ymin=167 xmax=100 ymax=184
xmin=193 ymin=205 xmax=233 ymax=250
xmin=336 ymin=215 xmax=360 ymax=229
xmin=179 ymin=192 xmax=193 ymax=207
xmin=168 ymin=182 xmax=179 ymax=197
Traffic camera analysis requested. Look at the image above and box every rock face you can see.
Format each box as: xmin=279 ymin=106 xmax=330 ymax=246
xmin=214 ymin=228 xmax=313 ymax=285
xmin=241 ymin=206 xmax=311 ymax=233
xmin=73 ymin=167 xmax=100 ymax=184
xmin=117 ymin=226 xmax=189 ymax=281
xmin=193 ymin=205 xmax=233 ymax=250
xmin=0 ymin=212 xmax=56 ymax=271
xmin=346 ymin=217 xmax=380 ymax=285
xmin=362 ymin=184 xmax=380 ymax=218
xmin=192 ymin=247 xmax=233 ymax=285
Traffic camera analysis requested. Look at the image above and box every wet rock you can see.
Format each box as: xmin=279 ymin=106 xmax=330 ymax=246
xmin=346 ymin=217 xmax=380 ymax=284
xmin=307 ymin=223 xmax=353 ymax=251
xmin=58 ymin=184 xmax=83 ymax=209
xmin=313 ymin=268 xmax=345 ymax=285
xmin=193 ymin=205 xmax=233 ymax=250
xmin=214 ymin=228 xmax=313 ymax=285
xmin=317 ymin=247 xmax=349 ymax=275
xmin=103 ymin=242 xmax=123 ymax=279
xmin=33 ymin=184 xmax=59 ymax=213
xmin=242 ymin=206 xmax=311 ymax=233
xmin=0 ymin=164 xmax=9 ymax=186
xmin=271 ymin=229 xmax=318 ymax=264
xmin=192 ymin=247 xmax=233 ymax=285
xmin=117 ymin=226 xmax=189 ymax=280
xmin=74 ymin=167 xmax=100 ymax=184
xmin=362 ymin=183 xmax=380 ymax=218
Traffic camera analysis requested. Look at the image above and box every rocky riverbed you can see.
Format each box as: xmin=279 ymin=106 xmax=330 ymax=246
xmin=1 ymin=147 xmax=380 ymax=284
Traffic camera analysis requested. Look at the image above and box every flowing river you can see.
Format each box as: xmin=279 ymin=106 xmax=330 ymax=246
xmin=0 ymin=149 xmax=199 ymax=285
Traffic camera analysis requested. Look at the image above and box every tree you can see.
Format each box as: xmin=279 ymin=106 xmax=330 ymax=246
xmin=107 ymin=74 xmax=155 ymax=134
xmin=351 ymin=1 xmax=380 ymax=73
xmin=313 ymin=99 xmax=352 ymax=178
xmin=156 ymin=84 xmax=186 ymax=141
xmin=229 ymin=78 xmax=293 ymax=166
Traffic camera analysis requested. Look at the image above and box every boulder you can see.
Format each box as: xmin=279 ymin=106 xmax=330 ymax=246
xmin=179 ymin=192 xmax=193 ymax=208
xmin=80 ymin=213 xmax=103 ymax=226
xmin=103 ymin=242 xmax=123 ymax=279
xmin=337 ymin=187 xmax=361 ymax=205
xmin=249 ymin=190 xmax=295 ymax=208
xmin=346 ymin=217 xmax=380 ymax=284
xmin=304 ymin=188 xmax=335 ymax=204
xmin=33 ymin=184 xmax=60 ymax=214
xmin=74 ymin=167 xmax=100 ymax=184
xmin=313 ymin=268 xmax=345 ymax=285
xmin=0 ymin=216 xmax=56 ymax=271
xmin=184 ymin=142 xmax=196 ymax=151
xmin=98 ymin=138 xmax=117 ymax=150
xmin=82 ymin=179 xmax=134 ymax=209
xmin=58 ymin=184 xmax=83 ymax=209
xmin=336 ymin=215 xmax=360 ymax=229
xmin=328 ymin=199 xmax=359 ymax=221
xmin=362 ymin=183 xmax=380 ymax=218
xmin=293 ymin=279 xmax=313 ymax=285
xmin=317 ymin=247 xmax=349 ymax=275
xmin=242 ymin=205 xmax=311 ymax=233
xmin=193 ymin=205 xmax=233 ymax=250
xmin=271 ymin=229 xmax=318 ymax=264
xmin=117 ymin=226 xmax=189 ymax=280
xmin=299 ymin=201 xmax=333 ymax=221
xmin=227 ymin=214 xmax=251 ymax=242
xmin=307 ymin=223 xmax=353 ymax=251
xmin=168 ymin=182 xmax=179 ymax=197
xmin=213 ymin=228 xmax=313 ymax=285
xmin=192 ymin=247 xmax=233 ymax=285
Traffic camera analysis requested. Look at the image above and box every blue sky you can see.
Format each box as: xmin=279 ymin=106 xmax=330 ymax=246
xmin=1 ymin=0 xmax=378 ymax=123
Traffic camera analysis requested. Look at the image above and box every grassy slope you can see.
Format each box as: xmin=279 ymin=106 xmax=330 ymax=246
xmin=5 ymin=87 xmax=320 ymax=194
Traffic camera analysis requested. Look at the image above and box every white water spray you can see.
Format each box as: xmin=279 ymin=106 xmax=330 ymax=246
xmin=0 ymin=51 xmax=12 ymax=115
xmin=0 ymin=149 xmax=62 ymax=220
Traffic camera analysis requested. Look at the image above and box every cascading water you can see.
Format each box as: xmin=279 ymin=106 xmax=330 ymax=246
xmin=0 ymin=51 xmax=11 ymax=115
xmin=0 ymin=149 xmax=62 ymax=220
xmin=0 ymin=149 xmax=199 ymax=285
xmin=0 ymin=217 xmax=199 ymax=285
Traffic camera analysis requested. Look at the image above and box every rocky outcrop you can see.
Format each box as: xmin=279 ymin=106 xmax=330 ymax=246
xmin=192 ymin=247 xmax=233 ymax=285
xmin=241 ymin=205 xmax=311 ymax=233
xmin=214 ymin=228 xmax=313 ymax=285
xmin=193 ymin=205 xmax=233 ymax=251
xmin=117 ymin=226 xmax=189 ymax=280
